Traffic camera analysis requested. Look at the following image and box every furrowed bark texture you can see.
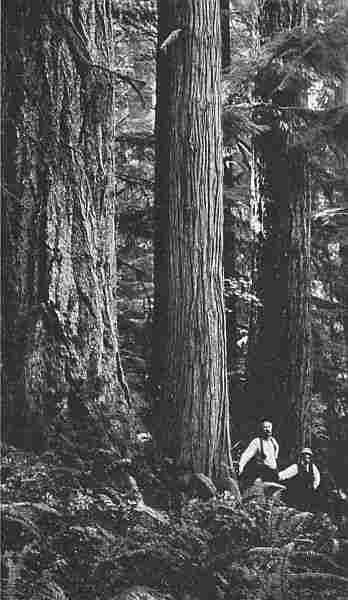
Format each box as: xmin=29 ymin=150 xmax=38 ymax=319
xmin=247 ymin=0 xmax=312 ymax=456
xmin=153 ymin=0 xmax=232 ymax=478
xmin=2 ymin=1 xmax=129 ymax=451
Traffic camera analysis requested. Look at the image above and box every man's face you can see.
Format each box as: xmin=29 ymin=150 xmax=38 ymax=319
xmin=261 ymin=421 xmax=272 ymax=437
xmin=301 ymin=453 xmax=311 ymax=463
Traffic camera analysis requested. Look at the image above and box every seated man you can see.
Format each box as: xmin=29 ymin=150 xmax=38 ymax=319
xmin=238 ymin=420 xmax=279 ymax=488
xmin=279 ymin=447 xmax=320 ymax=511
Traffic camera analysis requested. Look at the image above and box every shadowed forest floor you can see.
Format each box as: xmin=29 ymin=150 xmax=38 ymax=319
xmin=1 ymin=444 xmax=348 ymax=600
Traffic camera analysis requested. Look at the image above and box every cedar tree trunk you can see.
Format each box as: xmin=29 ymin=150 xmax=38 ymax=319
xmin=152 ymin=0 xmax=233 ymax=479
xmin=2 ymin=1 xmax=129 ymax=452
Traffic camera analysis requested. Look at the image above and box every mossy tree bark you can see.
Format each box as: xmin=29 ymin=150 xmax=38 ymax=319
xmin=247 ymin=0 xmax=312 ymax=457
xmin=152 ymin=0 xmax=233 ymax=479
xmin=2 ymin=1 xmax=130 ymax=452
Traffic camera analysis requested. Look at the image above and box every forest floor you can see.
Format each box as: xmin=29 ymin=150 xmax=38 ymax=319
xmin=1 ymin=443 xmax=348 ymax=600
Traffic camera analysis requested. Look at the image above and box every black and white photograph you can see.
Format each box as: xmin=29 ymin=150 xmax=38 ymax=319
xmin=2 ymin=1 xmax=348 ymax=599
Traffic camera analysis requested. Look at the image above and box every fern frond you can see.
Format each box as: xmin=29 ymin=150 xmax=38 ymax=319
xmin=2 ymin=507 xmax=41 ymax=551
xmin=247 ymin=546 xmax=279 ymax=557
xmin=289 ymin=571 xmax=348 ymax=587
xmin=291 ymin=550 xmax=348 ymax=576
xmin=30 ymin=576 xmax=68 ymax=600
xmin=279 ymin=510 xmax=313 ymax=541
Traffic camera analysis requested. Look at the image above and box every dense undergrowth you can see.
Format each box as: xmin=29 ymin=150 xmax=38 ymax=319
xmin=1 ymin=444 xmax=348 ymax=600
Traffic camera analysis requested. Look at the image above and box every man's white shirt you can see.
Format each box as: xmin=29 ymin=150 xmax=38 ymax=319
xmin=278 ymin=463 xmax=320 ymax=489
xmin=239 ymin=437 xmax=279 ymax=474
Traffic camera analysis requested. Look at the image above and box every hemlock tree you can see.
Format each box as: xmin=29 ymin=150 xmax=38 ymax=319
xmin=2 ymin=1 xmax=130 ymax=451
xmin=247 ymin=0 xmax=312 ymax=456
xmin=152 ymin=0 xmax=233 ymax=479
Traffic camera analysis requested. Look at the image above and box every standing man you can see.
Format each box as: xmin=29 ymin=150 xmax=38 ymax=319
xmin=279 ymin=448 xmax=320 ymax=511
xmin=238 ymin=420 xmax=280 ymax=487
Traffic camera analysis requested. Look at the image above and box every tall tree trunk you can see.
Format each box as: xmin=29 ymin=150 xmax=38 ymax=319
xmin=247 ymin=0 xmax=312 ymax=457
xmin=336 ymin=2 xmax=348 ymax=360
xmin=2 ymin=1 xmax=129 ymax=452
xmin=331 ymin=0 xmax=348 ymax=485
xmin=340 ymin=245 xmax=348 ymax=352
xmin=152 ymin=0 xmax=233 ymax=479
xmin=221 ymin=2 xmax=238 ymax=396
xmin=221 ymin=0 xmax=230 ymax=71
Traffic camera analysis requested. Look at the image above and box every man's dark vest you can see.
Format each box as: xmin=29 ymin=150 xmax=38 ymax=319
xmin=297 ymin=462 xmax=315 ymax=490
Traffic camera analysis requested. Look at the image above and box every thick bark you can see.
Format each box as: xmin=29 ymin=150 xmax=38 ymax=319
xmin=153 ymin=0 xmax=233 ymax=479
xmin=2 ymin=1 xmax=129 ymax=452
xmin=247 ymin=0 xmax=312 ymax=456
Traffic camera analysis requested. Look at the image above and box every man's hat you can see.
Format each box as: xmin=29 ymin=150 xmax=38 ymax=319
xmin=300 ymin=447 xmax=313 ymax=456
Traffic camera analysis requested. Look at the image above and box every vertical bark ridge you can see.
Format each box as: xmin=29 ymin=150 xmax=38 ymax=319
xmin=2 ymin=1 xmax=129 ymax=451
xmin=153 ymin=0 xmax=232 ymax=478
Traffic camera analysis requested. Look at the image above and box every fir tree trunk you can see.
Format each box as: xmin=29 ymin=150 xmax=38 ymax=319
xmin=247 ymin=0 xmax=312 ymax=456
xmin=2 ymin=1 xmax=129 ymax=452
xmin=153 ymin=0 xmax=233 ymax=479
